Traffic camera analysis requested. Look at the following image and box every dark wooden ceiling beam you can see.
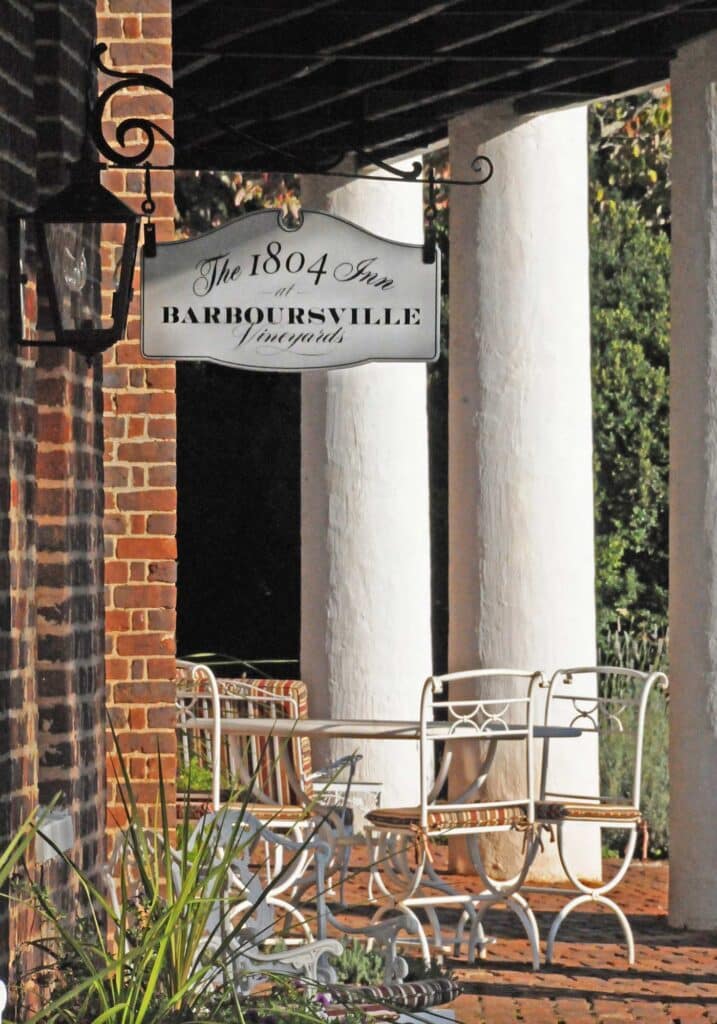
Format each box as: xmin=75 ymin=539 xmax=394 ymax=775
xmin=171 ymin=0 xmax=717 ymax=169
xmin=174 ymin=38 xmax=667 ymax=158
xmin=173 ymin=4 xmax=589 ymax=150
xmin=174 ymin=46 xmax=550 ymax=152
xmin=173 ymin=0 xmax=346 ymax=81
xmin=178 ymin=43 xmax=668 ymax=168
xmin=514 ymin=57 xmax=671 ymax=113
xmin=172 ymin=47 xmax=669 ymax=65
xmin=172 ymin=2 xmax=716 ymax=66
xmin=174 ymin=1 xmax=468 ymax=65
xmin=546 ymin=1 xmax=691 ymax=51
xmin=173 ymin=0 xmax=590 ymax=87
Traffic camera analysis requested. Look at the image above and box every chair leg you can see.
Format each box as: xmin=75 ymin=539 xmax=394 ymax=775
xmin=545 ymin=823 xmax=638 ymax=966
xmin=454 ymin=908 xmax=473 ymax=958
xmin=366 ymin=835 xmax=380 ymax=902
xmin=404 ymin=906 xmax=433 ymax=969
xmin=466 ymin=894 xmax=540 ymax=970
xmin=506 ymin=893 xmax=541 ymax=971
xmin=371 ymin=902 xmax=433 ymax=969
xmin=546 ymin=891 xmax=635 ymax=966
xmin=336 ymin=842 xmax=352 ymax=907
xmin=467 ymin=905 xmax=495 ymax=964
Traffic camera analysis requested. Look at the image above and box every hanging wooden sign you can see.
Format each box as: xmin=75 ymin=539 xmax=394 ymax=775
xmin=141 ymin=208 xmax=440 ymax=371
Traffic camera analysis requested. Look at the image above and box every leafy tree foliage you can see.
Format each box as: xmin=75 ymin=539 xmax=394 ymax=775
xmin=589 ymin=90 xmax=671 ymax=637
xmin=175 ymin=171 xmax=300 ymax=237
xmin=590 ymin=88 xmax=671 ymax=228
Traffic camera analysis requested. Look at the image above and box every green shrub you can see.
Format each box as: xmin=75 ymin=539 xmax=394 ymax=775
xmin=331 ymin=940 xmax=385 ymax=986
xmin=176 ymin=753 xmax=216 ymax=793
xmin=331 ymin=943 xmax=449 ymax=987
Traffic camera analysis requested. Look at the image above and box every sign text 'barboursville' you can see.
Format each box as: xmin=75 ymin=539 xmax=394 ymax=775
xmin=141 ymin=209 xmax=441 ymax=371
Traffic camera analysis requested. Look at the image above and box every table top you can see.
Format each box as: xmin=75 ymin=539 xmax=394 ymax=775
xmin=180 ymin=715 xmax=580 ymax=741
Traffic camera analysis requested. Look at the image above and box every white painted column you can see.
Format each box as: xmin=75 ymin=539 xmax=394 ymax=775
xmin=669 ymin=31 xmax=717 ymax=928
xmin=301 ymin=161 xmax=432 ymax=806
xmin=448 ymin=105 xmax=600 ymax=881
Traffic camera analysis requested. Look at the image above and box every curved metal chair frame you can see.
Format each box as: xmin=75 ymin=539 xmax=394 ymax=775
xmin=175 ymin=660 xmax=361 ymax=902
xmin=366 ymin=669 xmax=544 ymax=970
xmin=105 ymin=810 xmax=343 ymax=995
xmin=526 ymin=665 xmax=669 ymax=965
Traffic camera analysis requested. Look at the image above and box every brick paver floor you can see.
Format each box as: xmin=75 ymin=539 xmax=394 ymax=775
xmin=334 ymin=853 xmax=717 ymax=1023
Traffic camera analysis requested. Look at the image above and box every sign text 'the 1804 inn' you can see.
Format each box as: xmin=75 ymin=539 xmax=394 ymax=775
xmin=141 ymin=209 xmax=441 ymax=371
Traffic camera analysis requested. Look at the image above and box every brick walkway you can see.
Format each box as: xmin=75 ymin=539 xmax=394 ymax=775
xmin=336 ymin=855 xmax=717 ymax=1023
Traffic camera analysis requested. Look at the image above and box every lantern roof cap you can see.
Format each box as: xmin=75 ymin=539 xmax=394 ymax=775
xmin=34 ymin=163 xmax=139 ymax=223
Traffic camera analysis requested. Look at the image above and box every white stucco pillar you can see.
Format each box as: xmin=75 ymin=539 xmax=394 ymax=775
xmin=300 ymin=161 xmax=432 ymax=806
xmin=669 ymin=31 xmax=717 ymax=928
xmin=448 ymin=105 xmax=600 ymax=881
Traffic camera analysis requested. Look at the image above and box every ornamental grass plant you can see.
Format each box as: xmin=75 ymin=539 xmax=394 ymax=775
xmin=10 ymin=731 xmax=352 ymax=1024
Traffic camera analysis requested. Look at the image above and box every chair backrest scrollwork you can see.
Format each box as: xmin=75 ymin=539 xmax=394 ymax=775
xmin=540 ymin=666 xmax=669 ymax=809
xmin=418 ymin=669 xmax=544 ymax=829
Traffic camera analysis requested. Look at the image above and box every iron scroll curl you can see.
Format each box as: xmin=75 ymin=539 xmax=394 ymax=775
xmin=91 ymin=43 xmax=174 ymax=168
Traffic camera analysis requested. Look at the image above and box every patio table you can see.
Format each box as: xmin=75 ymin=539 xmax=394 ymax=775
xmin=179 ymin=707 xmax=582 ymax=964
xmin=180 ymin=715 xmax=580 ymax=741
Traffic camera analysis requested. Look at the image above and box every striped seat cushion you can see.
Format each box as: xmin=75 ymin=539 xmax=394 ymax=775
xmin=366 ymin=804 xmax=528 ymax=832
xmin=217 ymin=678 xmax=316 ymax=802
xmin=537 ymin=800 xmax=641 ymax=823
xmin=324 ymin=977 xmax=462 ymax=1010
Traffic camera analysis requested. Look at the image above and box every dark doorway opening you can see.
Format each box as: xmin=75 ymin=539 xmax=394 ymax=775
xmin=176 ymin=362 xmax=300 ymax=676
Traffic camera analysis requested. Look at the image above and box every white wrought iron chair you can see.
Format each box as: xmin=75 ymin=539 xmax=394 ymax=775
xmin=175 ymin=660 xmax=362 ymax=901
xmin=201 ymin=806 xmax=411 ymax=985
xmin=106 ymin=808 xmax=343 ymax=995
xmin=365 ymin=670 xmax=544 ymax=970
xmin=529 ymin=665 xmax=669 ymax=964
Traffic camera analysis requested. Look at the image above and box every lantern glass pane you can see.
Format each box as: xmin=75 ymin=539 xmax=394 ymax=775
xmin=44 ymin=220 xmax=126 ymax=332
xmin=13 ymin=218 xmax=57 ymax=342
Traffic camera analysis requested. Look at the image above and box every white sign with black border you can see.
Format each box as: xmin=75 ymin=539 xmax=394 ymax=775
xmin=141 ymin=208 xmax=440 ymax=371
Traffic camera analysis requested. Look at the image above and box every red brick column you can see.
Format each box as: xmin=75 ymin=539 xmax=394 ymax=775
xmin=0 ymin=0 xmax=108 ymax=979
xmin=98 ymin=1 xmax=177 ymax=827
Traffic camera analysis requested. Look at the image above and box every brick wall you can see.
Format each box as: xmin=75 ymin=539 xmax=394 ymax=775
xmin=34 ymin=0 xmax=107 ymax=892
xmin=0 ymin=0 xmax=177 ymax=979
xmin=98 ymin=0 xmax=177 ymax=829
xmin=0 ymin=0 xmax=40 ymax=968
xmin=0 ymin=0 xmax=107 ymax=978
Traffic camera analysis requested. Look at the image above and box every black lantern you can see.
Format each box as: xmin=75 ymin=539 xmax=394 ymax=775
xmin=9 ymin=163 xmax=140 ymax=359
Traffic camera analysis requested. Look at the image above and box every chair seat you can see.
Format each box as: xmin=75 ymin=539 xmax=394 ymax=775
xmin=366 ymin=803 xmax=528 ymax=832
xmin=536 ymin=799 xmax=641 ymax=823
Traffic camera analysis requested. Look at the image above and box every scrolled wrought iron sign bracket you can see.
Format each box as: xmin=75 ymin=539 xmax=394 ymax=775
xmin=88 ymin=43 xmax=494 ymax=262
xmin=91 ymin=44 xmax=174 ymax=168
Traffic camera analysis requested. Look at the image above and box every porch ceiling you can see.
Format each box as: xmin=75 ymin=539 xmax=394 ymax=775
xmin=172 ymin=1 xmax=717 ymax=171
